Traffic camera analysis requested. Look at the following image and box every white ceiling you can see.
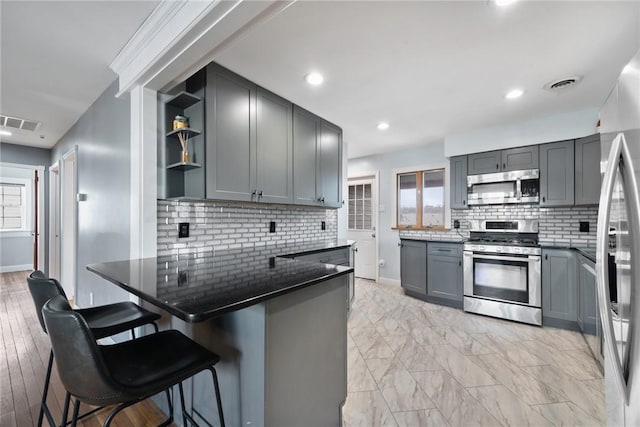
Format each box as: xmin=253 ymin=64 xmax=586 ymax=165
xmin=216 ymin=1 xmax=640 ymax=158
xmin=0 ymin=1 xmax=158 ymax=148
xmin=1 ymin=1 xmax=638 ymax=157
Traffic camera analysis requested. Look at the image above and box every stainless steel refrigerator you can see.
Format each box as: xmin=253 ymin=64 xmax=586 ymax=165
xmin=597 ymin=47 xmax=640 ymax=426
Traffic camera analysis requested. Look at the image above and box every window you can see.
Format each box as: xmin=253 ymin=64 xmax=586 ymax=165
xmin=348 ymin=182 xmax=373 ymax=230
xmin=396 ymin=168 xmax=445 ymax=229
xmin=0 ymin=183 xmax=25 ymax=230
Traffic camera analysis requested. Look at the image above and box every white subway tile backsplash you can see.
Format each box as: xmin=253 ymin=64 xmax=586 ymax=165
xmin=157 ymin=200 xmax=338 ymax=256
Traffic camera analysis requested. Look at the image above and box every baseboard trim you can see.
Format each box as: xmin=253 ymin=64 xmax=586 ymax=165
xmin=378 ymin=276 xmax=401 ymax=287
xmin=0 ymin=264 xmax=33 ymax=273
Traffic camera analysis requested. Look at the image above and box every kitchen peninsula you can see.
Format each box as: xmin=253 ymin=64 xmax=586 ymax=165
xmin=88 ymin=241 xmax=353 ymax=427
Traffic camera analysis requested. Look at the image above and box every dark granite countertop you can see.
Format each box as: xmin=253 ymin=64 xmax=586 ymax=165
xmin=87 ymin=242 xmax=353 ymax=323
xmin=399 ymin=238 xmax=464 ymax=244
xmin=540 ymin=244 xmax=597 ymax=263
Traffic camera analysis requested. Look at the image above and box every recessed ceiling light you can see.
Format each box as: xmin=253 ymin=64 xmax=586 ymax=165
xmin=505 ymin=89 xmax=524 ymax=99
xmin=495 ymin=0 xmax=517 ymax=6
xmin=377 ymin=122 xmax=390 ymax=130
xmin=0 ymin=129 xmax=12 ymax=136
xmin=304 ymin=72 xmax=324 ymax=86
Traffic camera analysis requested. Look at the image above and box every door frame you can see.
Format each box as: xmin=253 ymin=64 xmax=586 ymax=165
xmin=0 ymin=162 xmax=45 ymax=272
xmin=347 ymin=171 xmax=379 ymax=283
xmin=49 ymin=161 xmax=60 ymax=280
xmin=60 ymin=146 xmax=78 ymax=299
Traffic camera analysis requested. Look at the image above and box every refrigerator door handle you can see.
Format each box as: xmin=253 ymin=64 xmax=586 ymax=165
xmin=596 ymin=132 xmax=640 ymax=404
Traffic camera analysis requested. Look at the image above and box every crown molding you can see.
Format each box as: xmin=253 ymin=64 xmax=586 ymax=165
xmin=110 ymin=0 xmax=293 ymax=97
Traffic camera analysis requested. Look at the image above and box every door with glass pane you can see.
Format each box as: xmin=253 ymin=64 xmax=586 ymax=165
xmin=347 ymin=177 xmax=377 ymax=280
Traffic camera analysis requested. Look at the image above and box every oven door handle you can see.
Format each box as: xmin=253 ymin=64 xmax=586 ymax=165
xmin=467 ymin=253 xmax=540 ymax=263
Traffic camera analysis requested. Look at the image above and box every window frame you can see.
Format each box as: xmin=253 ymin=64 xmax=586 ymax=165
xmin=392 ymin=164 xmax=450 ymax=231
xmin=0 ymin=177 xmax=32 ymax=233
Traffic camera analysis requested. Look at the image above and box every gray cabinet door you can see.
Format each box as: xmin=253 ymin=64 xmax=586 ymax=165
xmin=578 ymin=256 xmax=598 ymax=335
xmin=467 ymin=151 xmax=501 ymax=175
xmin=318 ymin=121 xmax=342 ymax=208
xmin=450 ymin=155 xmax=468 ymax=209
xmin=575 ymin=134 xmax=602 ymax=206
xmin=540 ymin=140 xmax=575 ymax=207
xmin=206 ymin=64 xmax=257 ymax=201
xmin=256 ymin=88 xmax=293 ymax=204
xmin=400 ymin=240 xmax=427 ymax=296
xmin=501 ymin=146 xmax=539 ymax=171
xmin=293 ymin=106 xmax=320 ymax=206
xmin=427 ymin=243 xmax=462 ymax=306
xmin=542 ymin=249 xmax=577 ymax=323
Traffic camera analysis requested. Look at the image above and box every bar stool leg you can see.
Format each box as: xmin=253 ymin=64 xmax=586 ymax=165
xmin=60 ymin=392 xmax=71 ymax=427
xmin=69 ymin=399 xmax=80 ymax=427
xmin=178 ymin=382 xmax=188 ymax=426
xmin=209 ymin=368 xmax=225 ymax=427
xmin=38 ymin=350 xmax=54 ymax=427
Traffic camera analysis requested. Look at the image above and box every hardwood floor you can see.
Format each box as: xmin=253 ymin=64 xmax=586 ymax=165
xmin=0 ymin=271 xmax=175 ymax=427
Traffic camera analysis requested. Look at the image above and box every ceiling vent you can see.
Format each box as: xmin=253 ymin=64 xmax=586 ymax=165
xmin=0 ymin=114 xmax=41 ymax=132
xmin=544 ymin=76 xmax=583 ymax=92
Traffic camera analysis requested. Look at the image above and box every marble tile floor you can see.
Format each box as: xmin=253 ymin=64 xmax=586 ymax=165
xmin=342 ymin=278 xmax=604 ymax=427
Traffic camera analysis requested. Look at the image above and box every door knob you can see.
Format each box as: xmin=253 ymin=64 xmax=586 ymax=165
xmin=372 ymin=233 xmax=376 ymax=238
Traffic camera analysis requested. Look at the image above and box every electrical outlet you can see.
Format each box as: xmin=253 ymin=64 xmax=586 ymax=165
xmin=321 ymin=221 xmax=326 ymax=230
xmin=579 ymin=221 xmax=590 ymax=232
xmin=178 ymin=222 xmax=189 ymax=238
xmin=453 ymin=220 xmax=460 ymax=229
xmin=269 ymin=221 xmax=276 ymax=233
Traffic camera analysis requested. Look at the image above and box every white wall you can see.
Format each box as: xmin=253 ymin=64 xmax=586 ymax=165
xmin=444 ymin=108 xmax=598 ymax=157
xmin=348 ymin=141 xmax=447 ymax=284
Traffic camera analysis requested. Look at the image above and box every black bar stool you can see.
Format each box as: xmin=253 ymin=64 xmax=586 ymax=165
xmin=42 ymin=295 xmax=226 ymax=427
xmin=27 ymin=270 xmax=162 ymax=427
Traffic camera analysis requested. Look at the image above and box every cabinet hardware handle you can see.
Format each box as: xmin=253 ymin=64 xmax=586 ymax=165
xmin=258 ymin=190 xmax=263 ymax=197
xmin=503 ymin=163 xmax=506 ymax=169
xmin=542 ymin=196 xmax=546 ymax=202
xmin=398 ymin=242 xmax=402 ymax=247
xmin=496 ymin=164 xmax=499 ymax=170
xmin=459 ymin=261 xmax=462 ymax=266
xmin=354 ymin=248 xmax=358 ymax=252
xmin=251 ymin=190 xmax=257 ymax=199
xmin=463 ymin=200 xmax=466 ymax=205
xmin=321 ymin=197 xmax=325 ymax=203
xmin=545 ymin=254 xmax=548 ymax=260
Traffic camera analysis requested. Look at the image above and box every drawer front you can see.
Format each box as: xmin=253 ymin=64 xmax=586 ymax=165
xmin=427 ymin=242 xmax=462 ymax=257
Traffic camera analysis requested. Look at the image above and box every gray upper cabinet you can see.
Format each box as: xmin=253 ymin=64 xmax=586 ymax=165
xmin=427 ymin=242 xmax=463 ymax=307
xmin=400 ymin=240 xmax=427 ymax=296
xmin=206 ymin=63 xmax=257 ymax=201
xmin=450 ymin=155 xmax=468 ymax=209
xmin=467 ymin=150 xmax=501 ymax=175
xmin=501 ymin=146 xmax=538 ymax=171
xmin=575 ymin=134 xmax=602 ymax=206
xmin=293 ymin=106 xmax=343 ymax=207
xmin=293 ymin=106 xmax=320 ymax=206
xmin=318 ymin=121 xmax=343 ymax=208
xmin=542 ymin=248 xmax=578 ymax=326
xmin=256 ymin=88 xmax=293 ymax=204
xmin=540 ymin=140 xmax=575 ymax=207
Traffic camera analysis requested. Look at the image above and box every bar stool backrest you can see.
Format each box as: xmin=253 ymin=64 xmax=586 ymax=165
xmin=42 ymin=295 xmax=128 ymax=405
xmin=27 ymin=270 xmax=67 ymax=334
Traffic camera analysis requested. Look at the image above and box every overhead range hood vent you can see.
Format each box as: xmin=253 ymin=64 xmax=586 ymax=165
xmin=0 ymin=114 xmax=41 ymax=132
xmin=544 ymin=76 xmax=583 ymax=92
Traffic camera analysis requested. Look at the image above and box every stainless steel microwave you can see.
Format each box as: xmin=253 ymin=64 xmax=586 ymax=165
xmin=467 ymin=169 xmax=539 ymax=205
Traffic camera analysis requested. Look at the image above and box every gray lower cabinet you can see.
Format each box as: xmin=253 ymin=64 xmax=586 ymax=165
xmin=427 ymin=242 xmax=463 ymax=308
xmin=575 ymin=134 xmax=602 ymax=206
xmin=501 ymin=146 xmax=538 ymax=171
xmin=542 ymin=248 xmax=578 ymax=328
xmin=256 ymin=88 xmax=293 ymax=204
xmin=468 ymin=150 xmax=501 ymax=175
xmin=540 ymin=140 xmax=575 ymax=207
xmin=206 ymin=63 xmax=257 ymax=201
xmin=450 ymin=155 xmax=468 ymax=209
xmin=292 ymin=106 xmax=343 ymax=207
xmin=578 ymin=255 xmax=598 ymax=335
xmin=400 ymin=240 xmax=427 ymax=296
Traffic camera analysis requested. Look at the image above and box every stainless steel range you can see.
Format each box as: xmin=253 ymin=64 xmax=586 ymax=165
xmin=463 ymin=219 xmax=542 ymax=325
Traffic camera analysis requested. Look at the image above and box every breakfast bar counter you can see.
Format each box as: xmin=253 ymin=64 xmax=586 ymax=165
xmin=87 ymin=243 xmax=353 ymax=427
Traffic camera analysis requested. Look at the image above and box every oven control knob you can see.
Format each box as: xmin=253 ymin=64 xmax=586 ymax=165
xmin=495 ymin=247 xmax=502 ymax=252
xmin=513 ymin=247 xmax=521 ymax=253
xmin=478 ymin=246 xmax=485 ymax=251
